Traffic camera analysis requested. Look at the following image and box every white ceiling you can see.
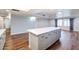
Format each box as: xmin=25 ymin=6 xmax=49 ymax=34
xmin=0 ymin=9 xmax=8 ymax=17
xmin=26 ymin=9 xmax=57 ymax=19
xmin=71 ymin=9 xmax=79 ymax=17
xmin=0 ymin=9 xmax=57 ymax=19
xmin=0 ymin=9 xmax=79 ymax=19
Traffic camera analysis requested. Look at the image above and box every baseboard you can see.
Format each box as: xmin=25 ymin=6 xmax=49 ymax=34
xmin=11 ymin=32 xmax=29 ymax=39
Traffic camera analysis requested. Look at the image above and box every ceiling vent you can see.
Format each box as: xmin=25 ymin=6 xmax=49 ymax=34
xmin=11 ymin=9 xmax=20 ymax=12
xmin=42 ymin=14 xmax=45 ymax=16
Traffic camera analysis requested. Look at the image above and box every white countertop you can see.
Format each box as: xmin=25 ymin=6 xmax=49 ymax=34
xmin=28 ymin=27 xmax=61 ymax=35
xmin=0 ymin=29 xmax=6 ymax=36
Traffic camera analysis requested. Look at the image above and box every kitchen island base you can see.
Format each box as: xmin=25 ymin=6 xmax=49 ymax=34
xmin=28 ymin=27 xmax=61 ymax=50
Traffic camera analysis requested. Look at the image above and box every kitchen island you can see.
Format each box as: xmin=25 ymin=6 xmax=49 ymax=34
xmin=28 ymin=27 xmax=61 ymax=50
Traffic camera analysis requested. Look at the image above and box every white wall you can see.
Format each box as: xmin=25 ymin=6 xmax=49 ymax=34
xmin=11 ymin=15 xmax=51 ymax=35
xmin=50 ymin=19 xmax=55 ymax=27
xmin=0 ymin=17 xmax=4 ymax=28
xmin=11 ymin=15 xmax=37 ymax=35
xmin=70 ymin=10 xmax=79 ymax=32
xmin=74 ymin=18 xmax=79 ymax=32
xmin=71 ymin=10 xmax=79 ymax=32
xmin=37 ymin=18 xmax=50 ymax=28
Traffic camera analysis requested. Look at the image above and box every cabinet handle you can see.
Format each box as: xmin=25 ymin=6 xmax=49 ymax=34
xmin=41 ymin=36 xmax=44 ymax=38
xmin=45 ymin=37 xmax=48 ymax=39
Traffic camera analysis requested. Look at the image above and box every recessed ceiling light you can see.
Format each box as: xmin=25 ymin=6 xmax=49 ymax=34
xmin=18 ymin=9 xmax=30 ymax=12
xmin=58 ymin=11 xmax=62 ymax=14
xmin=30 ymin=17 xmax=36 ymax=21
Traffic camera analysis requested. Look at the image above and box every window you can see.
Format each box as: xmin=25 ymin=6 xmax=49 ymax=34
xmin=57 ymin=19 xmax=70 ymax=27
xmin=63 ymin=19 xmax=70 ymax=26
xmin=57 ymin=19 xmax=63 ymax=26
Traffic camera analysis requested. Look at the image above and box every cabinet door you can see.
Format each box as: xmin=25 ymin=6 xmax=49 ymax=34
xmin=47 ymin=31 xmax=57 ymax=47
xmin=0 ymin=37 xmax=4 ymax=50
xmin=38 ymin=32 xmax=54 ymax=50
xmin=29 ymin=33 xmax=38 ymax=50
xmin=0 ymin=33 xmax=5 ymax=50
xmin=38 ymin=33 xmax=49 ymax=50
xmin=0 ymin=37 xmax=2 ymax=49
xmin=38 ymin=30 xmax=61 ymax=50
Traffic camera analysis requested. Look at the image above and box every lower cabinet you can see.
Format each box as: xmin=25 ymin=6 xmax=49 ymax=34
xmin=0 ymin=32 xmax=6 ymax=50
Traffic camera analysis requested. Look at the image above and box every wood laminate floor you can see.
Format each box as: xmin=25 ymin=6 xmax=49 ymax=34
xmin=4 ymin=30 xmax=79 ymax=50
